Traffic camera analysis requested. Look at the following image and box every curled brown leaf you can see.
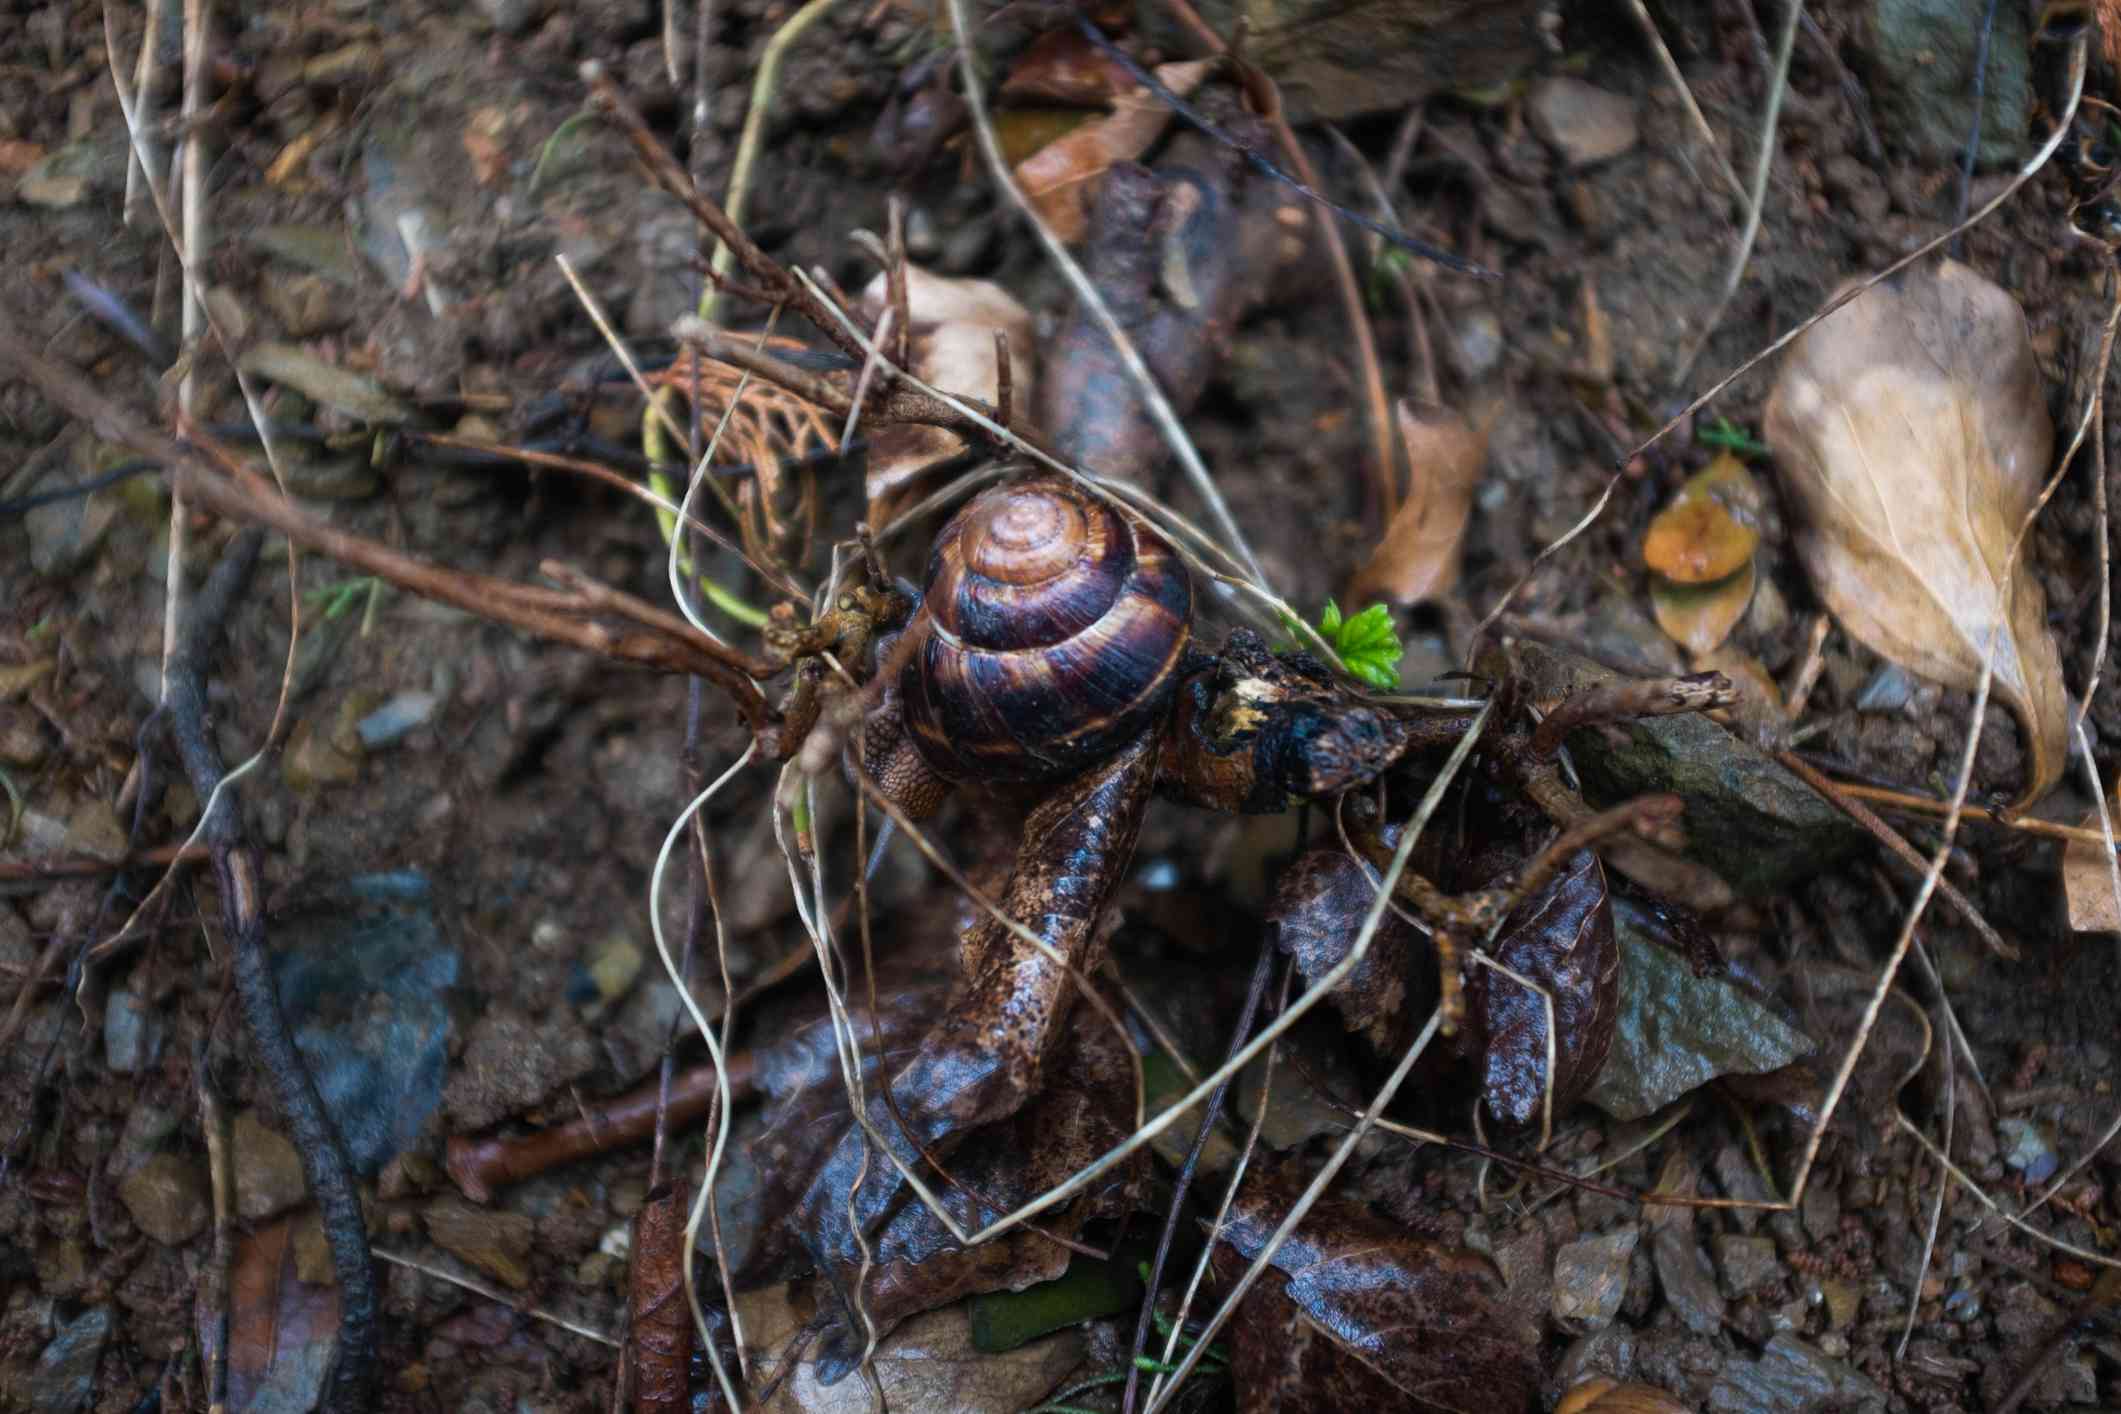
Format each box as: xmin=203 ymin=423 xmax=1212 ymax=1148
xmin=1012 ymin=59 xmax=1213 ymax=243
xmin=1344 ymin=398 xmax=1490 ymax=607
xmin=1764 ymin=259 xmax=2065 ymax=808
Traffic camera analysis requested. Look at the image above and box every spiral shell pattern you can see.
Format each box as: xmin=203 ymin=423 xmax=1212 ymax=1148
xmin=903 ymin=478 xmax=1193 ymax=782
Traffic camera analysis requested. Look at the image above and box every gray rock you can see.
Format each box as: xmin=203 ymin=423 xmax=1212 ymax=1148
xmin=1653 ymin=1225 xmax=1726 ymax=1335
xmin=1511 ymin=643 xmax=1864 ymax=895
xmin=1863 ymin=0 xmax=2030 ymax=168
xmin=29 ymin=1306 xmax=111 ymax=1414
xmin=24 ymin=467 xmax=120 ymax=579
xmin=355 ymin=691 xmax=439 ymax=749
xmin=1707 ymin=1333 xmax=1885 ymax=1413
xmin=1585 ymin=906 xmax=1815 ymax=1122
xmin=1527 ymin=78 xmax=1639 ymax=168
xmin=1553 ymin=1226 xmax=1640 ymax=1331
xmin=275 ymin=872 xmax=457 ymax=1174
xmin=1715 ymin=1234 xmax=1782 ymax=1299
xmin=1713 ymin=1143 xmax=1772 ymax=1233
xmin=102 ymin=989 xmax=161 ymax=1074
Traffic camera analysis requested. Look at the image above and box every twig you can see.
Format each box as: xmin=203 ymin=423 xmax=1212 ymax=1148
xmin=1626 ymin=0 xmax=1748 ymax=208
xmin=1121 ymin=935 xmax=1275 ymax=1414
xmin=1809 ymin=778 xmax=2121 ymax=849
xmin=944 ymin=0 xmax=1269 ymax=587
xmin=166 ymin=530 xmax=378 ymax=1412
xmin=1668 ymin=0 xmax=1804 ymax=392
xmin=0 ymin=315 xmax=786 ymax=743
xmin=1776 ymin=751 xmax=2017 ymax=959
xmin=372 ymin=1248 xmax=620 ymax=1347
xmin=197 ymin=1043 xmax=235 ymax=1411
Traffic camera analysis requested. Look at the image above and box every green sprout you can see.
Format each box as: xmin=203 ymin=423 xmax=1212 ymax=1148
xmin=303 ymin=577 xmax=381 ymax=623
xmin=1698 ymin=416 xmax=1769 ymax=459
xmin=1310 ymin=598 xmax=1404 ymax=690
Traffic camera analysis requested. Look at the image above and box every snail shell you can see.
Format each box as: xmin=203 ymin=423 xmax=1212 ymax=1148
xmin=903 ymin=477 xmax=1193 ymax=783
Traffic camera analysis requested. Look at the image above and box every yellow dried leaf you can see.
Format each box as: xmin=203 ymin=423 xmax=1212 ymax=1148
xmin=1013 ymin=59 xmax=1212 ymax=243
xmin=2062 ymin=779 xmax=2121 ymax=932
xmin=1649 ymin=557 xmax=1755 ymax=657
xmin=1764 ymin=259 xmax=2065 ymax=809
xmin=856 ymin=265 xmax=1036 ymax=512
xmin=1642 ymin=452 xmax=1763 ymax=583
xmin=1556 ymin=1378 xmax=1692 ymax=1414
xmin=1344 ymin=398 xmax=1490 ymax=607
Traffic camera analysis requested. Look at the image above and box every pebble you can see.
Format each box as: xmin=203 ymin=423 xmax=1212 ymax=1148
xmin=443 ymin=1006 xmax=598 ymax=1131
xmin=102 ymin=989 xmax=161 ymax=1074
xmin=61 ymin=799 xmax=127 ymax=862
xmin=1526 ymin=78 xmax=1640 ymax=168
xmin=118 ymin=1152 xmax=212 ymax=1245
xmin=1854 ymin=663 xmax=1919 ymax=714
xmin=29 ymin=1306 xmax=111 ymax=1414
xmin=1553 ymin=1226 xmax=1640 ymax=1331
xmin=1652 ymin=1224 xmax=1726 ymax=1336
xmin=1452 ymin=307 xmax=1505 ymax=380
xmin=1707 ymin=1332 xmax=1885 ymax=1414
xmin=356 ymin=690 xmax=439 ymax=749
xmin=426 ymin=1196 xmax=535 ymax=1289
xmin=1714 ymin=1234 xmax=1782 ymax=1300
xmin=233 ymin=1110 xmax=310 ymax=1221
xmin=283 ymin=712 xmax=362 ymax=789
xmin=1998 ymin=1116 xmax=2060 ymax=1184
xmin=1713 ymin=1143 xmax=1771 ymax=1233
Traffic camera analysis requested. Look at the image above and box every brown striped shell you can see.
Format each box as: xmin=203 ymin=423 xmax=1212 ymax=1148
xmin=902 ymin=477 xmax=1192 ymax=783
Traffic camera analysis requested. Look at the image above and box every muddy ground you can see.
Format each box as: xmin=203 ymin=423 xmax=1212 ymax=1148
xmin=4 ymin=0 xmax=2121 ymax=1410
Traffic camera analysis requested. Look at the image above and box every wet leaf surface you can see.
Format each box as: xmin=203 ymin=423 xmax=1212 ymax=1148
xmin=218 ymin=1219 xmax=339 ymax=1414
xmin=1765 ymin=258 xmax=2065 ymax=808
xmin=1641 ymin=453 xmax=1763 ymax=585
xmin=1649 ymin=559 xmax=1756 ymax=658
xmin=1211 ymin=1156 xmax=1540 ymax=1413
xmin=1465 ymin=849 xmax=1618 ymax=1128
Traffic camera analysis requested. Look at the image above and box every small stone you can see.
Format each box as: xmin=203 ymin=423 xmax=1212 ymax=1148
xmin=24 ymin=467 xmax=121 ymax=578
xmin=61 ymin=799 xmax=128 ymax=863
xmin=1998 ymin=1116 xmax=2060 ymax=1184
xmin=443 ymin=1006 xmax=598 ymax=1130
xmin=1821 ymin=155 xmax=1890 ymax=226
xmin=0 ymin=704 xmax=49 ymax=766
xmin=118 ymin=1152 xmax=212 ymax=1245
xmin=1453 ymin=308 xmax=1505 ymax=380
xmin=355 ymin=691 xmax=438 ymax=749
xmin=1652 ymin=1224 xmax=1726 ymax=1336
xmin=262 ymin=271 xmax=349 ymax=337
xmin=568 ymin=935 xmax=644 ymax=1015
xmin=1799 ymin=1179 xmax=1840 ymax=1245
xmin=233 ymin=1110 xmax=310 ymax=1220
xmin=426 ymin=1196 xmax=535 ymax=1289
xmin=283 ymin=712 xmax=362 ymax=789
xmin=102 ymin=989 xmax=162 ymax=1074
xmin=1707 ymin=1333 xmax=1885 ymax=1414
xmin=1712 ymin=1144 xmax=1770 ymax=1233
xmin=1553 ymin=1226 xmax=1640 ymax=1331
xmin=1820 ymin=1278 xmax=1860 ymax=1331
xmin=29 ymin=1305 xmax=112 ymax=1414
xmin=1527 ymin=78 xmax=1639 ymax=168
xmin=1715 ymin=1234 xmax=1782 ymax=1300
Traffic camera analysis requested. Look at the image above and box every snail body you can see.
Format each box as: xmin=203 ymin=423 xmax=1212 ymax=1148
xmin=900 ymin=476 xmax=1193 ymax=784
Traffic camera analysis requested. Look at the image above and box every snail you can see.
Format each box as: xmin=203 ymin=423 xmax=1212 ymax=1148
xmin=868 ymin=475 xmax=1194 ymax=811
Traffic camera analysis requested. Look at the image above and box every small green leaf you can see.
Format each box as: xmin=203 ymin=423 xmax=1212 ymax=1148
xmin=1324 ymin=601 xmax=1402 ymax=689
xmin=1698 ymin=416 xmax=1770 ymax=459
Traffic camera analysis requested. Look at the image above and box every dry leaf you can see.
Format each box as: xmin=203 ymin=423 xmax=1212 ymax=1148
xmin=1344 ymin=398 xmax=1490 ymax=606
xmin=740 ymin=1287 xmax=1082 ymax=1413
xmin=1642 ymin=453 xmax=1762 ymax=583
xmin=856 ymin=265 xmax=1036 ymax=514
xmin=2062 ymin=777 xmax=2121 ymax=932
xmin=1000 ymin=29 xmax=1140 ymax=105
xmin=1013 ymin=59 xmax=1212 ymax=243
xmin=1556 ymin=1378 xmax=1693 ymax=1414
xmin=1764 ymin=259 xmax=2065 ymax=809
xmin=1649 ymin=558 xmax=1754 ymax=657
